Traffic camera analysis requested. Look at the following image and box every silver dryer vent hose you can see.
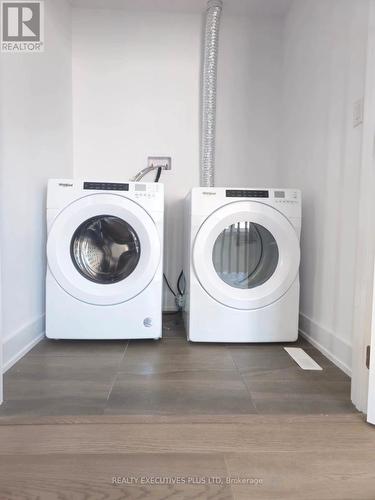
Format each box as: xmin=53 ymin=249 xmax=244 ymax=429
xmin=200 ymin=0 xmax=223 ymax=187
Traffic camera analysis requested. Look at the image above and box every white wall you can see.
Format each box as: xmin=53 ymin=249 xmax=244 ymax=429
xmin=216 ymin=14 xmax=282 ymax=187
xmin=72 ymin=8 xmax=283 ymax=309
xmin=0 ymin=0 xmax=73 ymax=370
xmin=281 ymin=0 xmax=369 ymax=374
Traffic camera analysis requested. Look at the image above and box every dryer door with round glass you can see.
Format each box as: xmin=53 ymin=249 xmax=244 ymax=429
xmin=47 ymin=194 xmax=161 ymax=305
xmin=193 ymin=201 xmax=300 ymax=310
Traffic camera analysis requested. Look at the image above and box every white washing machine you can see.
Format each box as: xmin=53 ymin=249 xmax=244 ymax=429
xmin=46 ymin=179 xmax=164 ymax=340
xmin=183 ymin=187 xmax=301 ymax=342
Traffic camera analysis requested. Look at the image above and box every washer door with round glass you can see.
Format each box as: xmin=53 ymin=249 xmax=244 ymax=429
xmin=193 ymin=201 xmax=300 ymax=310
xmin=47 ymin=194 xmax=161 ymax=305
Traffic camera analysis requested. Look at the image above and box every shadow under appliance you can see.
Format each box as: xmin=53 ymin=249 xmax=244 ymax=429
xmin=46 ymin=179 xmax=164 ymax=339
xmin=183 ymin=187 xmax=301 ymax=342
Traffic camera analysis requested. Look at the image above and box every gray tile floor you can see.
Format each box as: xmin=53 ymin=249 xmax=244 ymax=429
xmin=0 ymin=313 xmax=356 ymax=417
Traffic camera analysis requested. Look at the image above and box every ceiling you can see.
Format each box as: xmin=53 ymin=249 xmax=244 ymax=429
xmin=70 ymin=0 xmax=292 ymax=17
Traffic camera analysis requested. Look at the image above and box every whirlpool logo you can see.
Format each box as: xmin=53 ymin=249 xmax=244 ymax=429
xmin=1 ymin=1 xmax=44 ymax=53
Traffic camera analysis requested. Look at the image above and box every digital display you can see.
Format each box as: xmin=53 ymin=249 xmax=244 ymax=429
xmin=226 ymin=190 xmax=269 ymax=198
xmin=274 ymin=191 xmax=285 ymax=198
xmin=135 ymin=184 xmax=147 ymax=191
xmin=83 ymin=182 xmax=129 ymax=191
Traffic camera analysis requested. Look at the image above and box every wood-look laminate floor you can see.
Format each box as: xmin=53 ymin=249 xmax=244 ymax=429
xmin=0 ymin=414 xmax=374 ymax=499
xmin=0 ymin=313 xmax=355 ymax=417
xmin=0 ymin=313 xmax=373 ymax=500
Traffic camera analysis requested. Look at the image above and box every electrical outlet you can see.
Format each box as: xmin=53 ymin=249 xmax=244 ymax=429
xmin=147 ymin=156 xmax=172 ymax=170
xmin=353 ymin=99 xmax=364 ymax=128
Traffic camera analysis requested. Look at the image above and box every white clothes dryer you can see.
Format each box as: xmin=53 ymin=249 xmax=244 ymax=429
xmin=183 ymin=187 xmax=301 ymax=342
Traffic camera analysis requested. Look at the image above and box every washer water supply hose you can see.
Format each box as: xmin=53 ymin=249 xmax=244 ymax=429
xmin=200 ymin=0 xmax=223 ymax=187
xmin=131 ymin=166 xmax=161 ymax=182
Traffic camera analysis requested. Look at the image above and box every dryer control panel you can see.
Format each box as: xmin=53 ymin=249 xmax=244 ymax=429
xmin=224 ymin=188 xmax=299 ymax=204
xmin=226 ymin=189 xmax=269 ymax=198
xmin=273 ymin=189 xmax=300 ymax=205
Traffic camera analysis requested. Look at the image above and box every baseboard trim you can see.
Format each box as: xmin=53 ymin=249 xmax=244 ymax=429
xmin=3 ymin=315 xmax=45 ymax=373
xmin=299 ymin=313 xmax=352 ymax=377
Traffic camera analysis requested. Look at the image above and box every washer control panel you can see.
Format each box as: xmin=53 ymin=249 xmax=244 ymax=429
xmin=83 ymin=182 xmax=129 ymax=191
xmin=81 ymin=181 xmax=161 ymax=199
xmin=134 ymin=183 xmax=159 ymax=199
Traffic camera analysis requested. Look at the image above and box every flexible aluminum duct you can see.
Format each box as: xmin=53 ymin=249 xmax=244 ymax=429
xmin=200 ymin=0 xmax=223 ymax=187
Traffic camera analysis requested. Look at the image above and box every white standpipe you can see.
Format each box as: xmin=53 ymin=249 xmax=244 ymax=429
xmin=200 ymin=0 xmax=223 ymax=187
